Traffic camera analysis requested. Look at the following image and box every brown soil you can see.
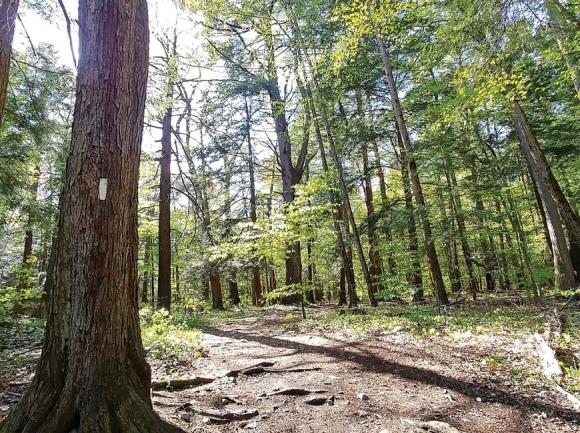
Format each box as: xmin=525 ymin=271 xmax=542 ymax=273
xmin=2 ymin=307 xmax=580 ymax=432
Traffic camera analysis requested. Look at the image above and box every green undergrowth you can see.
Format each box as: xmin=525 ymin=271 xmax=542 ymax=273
xmin=303 ymin=301 xmax=579 ymax=342
xmin=138 ymin=304 xmax=271 ymax=362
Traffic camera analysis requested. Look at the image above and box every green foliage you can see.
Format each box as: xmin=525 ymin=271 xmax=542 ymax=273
xmin=0 ymin=287 xmax=43 ymax=323
xmin=139 ymin=307 xmax=203 ymax=361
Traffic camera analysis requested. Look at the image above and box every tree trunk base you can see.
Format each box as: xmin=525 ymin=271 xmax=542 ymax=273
xmin=0 ymin=382 xmax=185 ymax=433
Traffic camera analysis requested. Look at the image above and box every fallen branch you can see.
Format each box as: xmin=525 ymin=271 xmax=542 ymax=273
xmin=194 ymin=408 xmax=259 ymax=421
xmin=151 ymin=376 xmax=215 ymax=390
xmin=533 ymin=333 xmax=562 ymax=381
xmin=553 ymin=384 xmax=580 ymax=410
xmin=267 ymin=388 xmax=326 ymax=396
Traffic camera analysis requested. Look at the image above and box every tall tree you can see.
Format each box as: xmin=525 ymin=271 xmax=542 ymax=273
xmin=0 ymin=0 xmax=182 ymax=430
xmin=157 ymin=95 xmax=173 ymax=310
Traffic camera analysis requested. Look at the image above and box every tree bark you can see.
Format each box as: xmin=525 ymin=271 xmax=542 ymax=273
xmin=0 ymin=0 xmax=183 ymax=431
xmin=210 ymin=268 xmax=223 ymax=309
xmin=314 ymin=97 xmax=375 ymax=306
xmin=378 ymin=38 xmax=448 ymax=305
xmin=0 ymin=0 xmax=19 ymax=129
xmin=338 ymin=265 xmax=347 ymax=306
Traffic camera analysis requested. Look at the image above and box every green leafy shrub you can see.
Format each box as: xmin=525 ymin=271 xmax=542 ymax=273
xmin=139 ymin=307 xmax=202 ymax=361
xmin=0 ymin=287 xmax=43 ymax=323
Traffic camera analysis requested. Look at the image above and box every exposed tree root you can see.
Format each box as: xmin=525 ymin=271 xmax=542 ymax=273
xmin=223 ymin=361 xmax=275 ymax=377
xmin=191 ymin=408 xmax=259 ymax=422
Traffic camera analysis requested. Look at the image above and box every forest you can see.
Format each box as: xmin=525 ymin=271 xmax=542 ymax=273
xmin=1 ymin=0 xmax=580 ymax=431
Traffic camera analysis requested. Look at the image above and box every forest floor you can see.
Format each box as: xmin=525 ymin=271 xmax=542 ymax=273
xmin=1 ymin=300 xmax=580 ymax=432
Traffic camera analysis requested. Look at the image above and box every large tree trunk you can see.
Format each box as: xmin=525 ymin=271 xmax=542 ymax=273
xmin=210 ymin=268 xmax=223 ymax=309
xmin=0 ymin=0 xmax=19 ymax=129
xmin=378 ymin=38 xmax=448 ymax=305
xmin=157 ymin=104 xmax=172 ymax=311
xmin=0 ymin=0 xmax=182 ymax=431
xmin=515 ymin=105 xmax=575 ymax=291
xmin=263 ymin=19 xmax=306 ymax=304
xmin=514 ymin=101 xmax=580 ymax=281
xmin=306 ymin=239 xmax=316 ymax=304
xmin=355 ymin=92 xmax=383 ymax=294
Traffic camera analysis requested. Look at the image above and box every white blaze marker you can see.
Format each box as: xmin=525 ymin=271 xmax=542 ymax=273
xmin=99 ymin=178 xmax=108 ymax=200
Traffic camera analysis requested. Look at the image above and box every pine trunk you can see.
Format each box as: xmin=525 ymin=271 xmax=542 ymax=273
xmin=210 ymin=268 xmax=223 ymax=309
xmin=306 ymin=239 xmax=316 ymax=304
xmin=304 ymin=80 xmax=358 ymax=307
xmin=157 ymin=105 xmax=172 ymax=311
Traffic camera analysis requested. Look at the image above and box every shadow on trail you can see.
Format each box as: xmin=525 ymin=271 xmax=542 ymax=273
xmin=203 ymin=325 xmax=580 ymax=423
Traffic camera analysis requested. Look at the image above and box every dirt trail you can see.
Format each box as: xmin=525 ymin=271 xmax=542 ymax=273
xmin=153 ymin=310 xmax=580 ymax=432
